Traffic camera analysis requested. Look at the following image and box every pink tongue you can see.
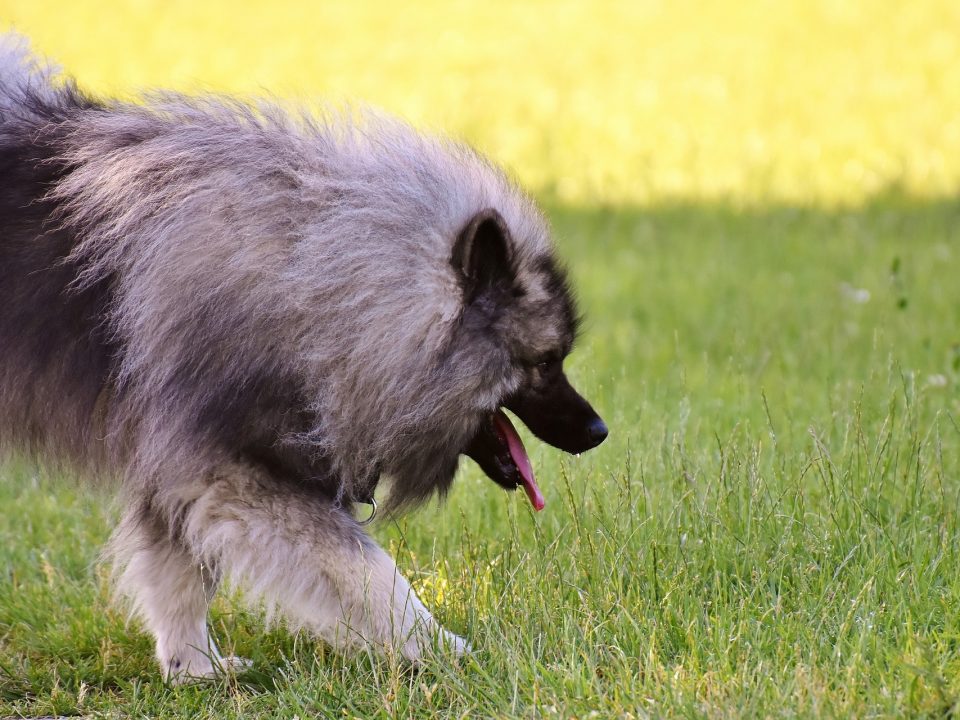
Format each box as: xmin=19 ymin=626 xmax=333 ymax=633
xmin=492 ymin=410 xmax=545 ymax=511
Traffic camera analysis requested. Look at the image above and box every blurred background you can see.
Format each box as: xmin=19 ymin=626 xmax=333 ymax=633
xmin=4 ymin=0 xmax=959 ymax=207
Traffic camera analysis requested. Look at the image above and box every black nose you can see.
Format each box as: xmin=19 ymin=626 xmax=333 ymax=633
xmin=587 ymin=417 xmax=608 ymax=447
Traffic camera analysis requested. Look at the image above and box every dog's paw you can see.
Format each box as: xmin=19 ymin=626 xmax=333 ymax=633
xmin=165 ymin=659 xmax=212 ymax=686
xmin=401 ymin=625 xmax=471 ymax=663
xmin=164 ymin=654 xmax=253 ymax=685
xmin=219 ymin=655 xmax=254 ymax=674
xmin=438 ymin=629 xmax=471 ymax=657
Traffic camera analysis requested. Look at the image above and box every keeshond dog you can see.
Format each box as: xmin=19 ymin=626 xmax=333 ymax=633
xmin=0 ymin=33 xmax=607 ymax=681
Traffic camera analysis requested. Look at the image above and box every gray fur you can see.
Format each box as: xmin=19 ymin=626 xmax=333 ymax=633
xmin=0 ymin=32 xmax=61 ymax=114
xmin=55 ymin=98 xmax=559 ymax=508
xmin=0 ymin=33 xmax=581 ymax=680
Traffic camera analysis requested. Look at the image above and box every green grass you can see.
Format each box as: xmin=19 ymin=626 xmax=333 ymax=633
xmin=2 ymin=196 xmax=959 ymax=717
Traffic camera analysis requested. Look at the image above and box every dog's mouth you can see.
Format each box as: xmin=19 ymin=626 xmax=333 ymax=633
xmin=463 ymin=409 xmax=545 ymax=511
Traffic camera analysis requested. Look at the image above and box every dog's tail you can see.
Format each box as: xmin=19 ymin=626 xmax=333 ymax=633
xmin=0 ymin=31 xmax=62 ymax=119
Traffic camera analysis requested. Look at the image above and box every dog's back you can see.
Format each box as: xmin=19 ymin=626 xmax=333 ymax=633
xmin=0 ymin=35 xmax=116 ymax=471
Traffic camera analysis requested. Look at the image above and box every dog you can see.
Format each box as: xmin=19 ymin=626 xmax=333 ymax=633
xmin=0 ymin=33 xmax=607 ymax=681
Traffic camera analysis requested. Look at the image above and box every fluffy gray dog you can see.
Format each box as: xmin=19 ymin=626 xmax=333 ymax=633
xmin=0 ymin=34 xmax=607 ymax=681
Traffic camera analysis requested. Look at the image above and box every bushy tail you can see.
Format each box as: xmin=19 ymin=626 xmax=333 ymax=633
xmin=0 ymin=31 xmax=61 ymax=118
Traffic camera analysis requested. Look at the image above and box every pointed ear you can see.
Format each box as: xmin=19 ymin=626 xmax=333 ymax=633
xmin=452 ymin=209 xmax=515 ymax=302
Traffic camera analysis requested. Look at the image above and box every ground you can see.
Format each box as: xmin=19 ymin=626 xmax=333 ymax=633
xmin=2 ymin=1 xmax=960 ymax=718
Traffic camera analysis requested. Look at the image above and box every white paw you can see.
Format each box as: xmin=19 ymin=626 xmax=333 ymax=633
xmin=219 ymin=655 xmax=254 ymax=673
xmin=164 ymin=653 xmax=252 ymax=685
xmin=438 ymin=629 xmax=471 ymax=657
xmin=401 ymin=624 xmax=471 ymax=662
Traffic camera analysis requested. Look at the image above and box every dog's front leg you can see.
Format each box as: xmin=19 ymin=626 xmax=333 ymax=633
xmin=174 ymin=466 xmax=468 ymax=662
xmin=107 ymin=510 xmax=245 ymax=683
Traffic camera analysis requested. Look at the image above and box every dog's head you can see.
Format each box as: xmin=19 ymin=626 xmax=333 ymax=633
xmin=260 ymin=116 xmax=604 ymax=512
xmin=450 ymin=208 xmax=607 ymax=510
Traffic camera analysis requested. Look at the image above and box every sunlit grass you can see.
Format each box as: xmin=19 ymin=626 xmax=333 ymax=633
xmin=4 ymin=0 xmax=960 ymax=205
xmin=3 ymin=199 xmax=959 ymax=718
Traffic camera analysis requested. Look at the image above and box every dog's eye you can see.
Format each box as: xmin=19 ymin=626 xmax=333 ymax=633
xmin=523 ymin=354 xmax=559 ymax=375
xmin=532 ymin=356 xmax=558 ymax=376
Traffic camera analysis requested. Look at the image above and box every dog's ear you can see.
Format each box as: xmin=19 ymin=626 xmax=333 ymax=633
xmin=452 ymin=209 xmax=515 ymax=303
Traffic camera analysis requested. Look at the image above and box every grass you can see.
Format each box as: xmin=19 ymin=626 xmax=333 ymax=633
xmin=2 ymin=198 xmax=960 ymax=718
xmin=3 ymin=1 xmax=960 ymax=717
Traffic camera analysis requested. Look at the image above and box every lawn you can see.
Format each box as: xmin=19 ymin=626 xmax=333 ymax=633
xmin=2 ymin=2 xmax=960 ymax=718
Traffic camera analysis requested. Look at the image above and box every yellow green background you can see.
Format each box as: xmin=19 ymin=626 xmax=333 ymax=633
xmin=4 ymin=0 xmax=959 ymax=205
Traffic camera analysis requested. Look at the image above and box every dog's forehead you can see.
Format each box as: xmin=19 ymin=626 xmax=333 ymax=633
xmin=512 ymin=253 xmax=578 ymax=352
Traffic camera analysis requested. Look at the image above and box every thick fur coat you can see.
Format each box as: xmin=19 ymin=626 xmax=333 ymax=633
xmin=0 ymin=34 xmax=604 ymax=680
